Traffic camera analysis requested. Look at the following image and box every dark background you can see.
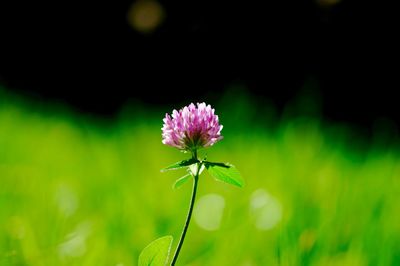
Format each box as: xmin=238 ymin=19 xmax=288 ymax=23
xmin=0 ymin=0 xmax=398 ymax=129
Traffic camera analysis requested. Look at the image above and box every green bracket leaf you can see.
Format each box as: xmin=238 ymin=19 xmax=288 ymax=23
xmin=205 ymin=162 xmax=245 ymax=188
xmin=161 ymin=158 xmax=198 ymax=172
xmin=172 ymin=174 xmax=192 ymax=189
xmin=138 ymin=235 xmax=173 ymax=266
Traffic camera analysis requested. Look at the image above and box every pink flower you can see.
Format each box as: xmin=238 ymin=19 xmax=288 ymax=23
xmin=162 ymin=103 xmax=223 ymax=151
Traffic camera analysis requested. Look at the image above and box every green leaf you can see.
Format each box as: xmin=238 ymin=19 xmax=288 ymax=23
xmin=172 ymin=174 xmax=191 ymax=189
xmin=161 ymin=158 xmax=198 ymax=172
xmin=138 ymin=235 xmax=173 ymax=266
xmin=205 ymin=162 xmax=245 ymax=188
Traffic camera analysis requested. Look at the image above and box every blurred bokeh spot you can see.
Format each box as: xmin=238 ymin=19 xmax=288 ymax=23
xmin=127 ymin=0 xmax=165 ymax=34
xmin=194 ymin=194 xmax=225 ymax=231
xmin=54 ymin=183 xmax=79 ymax=217
xmin=250 ymin=189 xmax=283 ymax=230
xmin=58 ymin=221 xmax=91 ymax=259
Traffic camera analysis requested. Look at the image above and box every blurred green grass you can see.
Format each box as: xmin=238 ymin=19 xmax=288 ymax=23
xmin=1 ymin=89 xmax=400 ymax=266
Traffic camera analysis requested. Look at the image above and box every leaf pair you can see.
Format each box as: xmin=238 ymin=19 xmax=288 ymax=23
xmin=162 ymin=159 xmax=245 ymax=188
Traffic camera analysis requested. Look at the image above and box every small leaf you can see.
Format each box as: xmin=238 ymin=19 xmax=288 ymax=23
xmin=189 ymin=163 xmax=205 ymax=176
xmin=139 ymin=235 xmax=173 ymax=266
xmin=205 ymin=162 xmax=245 ymax=188
xmin=173 ymin=174 xmax=191 ymax=189
xmin=161 ymin=158 xmax=198 ymax=172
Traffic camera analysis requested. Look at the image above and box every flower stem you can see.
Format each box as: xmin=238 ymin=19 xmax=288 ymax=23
xmin=171 ymin=157 xmax=200 ymax=266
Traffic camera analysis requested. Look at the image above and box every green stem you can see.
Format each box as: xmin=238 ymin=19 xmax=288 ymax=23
xmin=192 ymin=149 xmax=198 ymax=160
xmin=171 ymin=156 xmax=200 ymax=266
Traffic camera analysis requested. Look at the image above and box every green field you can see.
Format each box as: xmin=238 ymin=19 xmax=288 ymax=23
xmin=1 ymin=90 xmax=400 ymax=265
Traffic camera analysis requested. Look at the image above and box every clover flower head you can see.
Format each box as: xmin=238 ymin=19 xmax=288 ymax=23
xmin=162 ymin=102 xmax=223 ymax=151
